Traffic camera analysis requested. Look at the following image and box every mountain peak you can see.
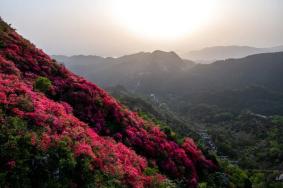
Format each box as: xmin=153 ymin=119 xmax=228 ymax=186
xmin=150 ymin=50 xmax=184 ymax=65
xmin=152 ymin=50 xmax=180 ymax=57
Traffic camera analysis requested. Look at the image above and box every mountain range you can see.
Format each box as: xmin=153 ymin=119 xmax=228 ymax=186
xmin=54 ymin=50 xmax=283 ymax=116
xmin=53 ymin=51 xmax=196 ymax=93
xmin=182 ymin=45 xmax=283 ymax=63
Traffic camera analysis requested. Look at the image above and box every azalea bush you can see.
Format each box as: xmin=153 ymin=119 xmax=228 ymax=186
xmin=0 ymin=114 xmax=124 ymax=187
xmin=0 ymin=72 xmax=167 ymax=187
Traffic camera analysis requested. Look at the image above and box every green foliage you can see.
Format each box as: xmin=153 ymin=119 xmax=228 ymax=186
xmin=204 ymin=112 xmax=283 ymax=170
xmin=161 ymin=126 xmax=177 ymax=141
xmin=144 ymin=167 xmax=159 ymax=176
xmin=249 ymin=172 xmax=265 ymax=187
xmin=0 ymin=40 xmax=4 ymax=48
xmin=0 ymin=116 xmax=35 ymax=187
xmin=34 ymin=76 xmax=52 ymax=93
xmin=272 ymin=115 xmax=283 ymax=125
xmin=108 ymin=85 xmax=283 ymax=186
xmin=219 ymin=160 xmax=250 ymax=188
xmin=151 ymin=178 xmax=176 ymax=188
xmin=198 ymin=182 xmax=207 ymax=188
xmin=108 ymin=86 xmax=198 ymax=140
xmin=17 ymin=95 xmax=34 ymax=112
xmin=0 ymin=114 xmax=124 ymax=187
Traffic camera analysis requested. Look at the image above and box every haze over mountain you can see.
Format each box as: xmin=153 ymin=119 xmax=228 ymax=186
xmin=183 ymin=45 xmax=283 ymax=63
xmin=54 ymin=51 xmax=283 ymax=115
xmin=2 ymin=0 xmax=283 ymax=57
xmin=54 ymin=50 xmax=196 ymax=92
xmin=166 ymin=52 xmax=283 ymax=115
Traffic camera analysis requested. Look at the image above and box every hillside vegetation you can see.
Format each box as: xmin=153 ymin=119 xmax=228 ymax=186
xmin=0 ymin=18 xmax=221 ymax=187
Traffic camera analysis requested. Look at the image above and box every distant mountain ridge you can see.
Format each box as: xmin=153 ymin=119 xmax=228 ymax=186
xmin=53 ymin=50 xmax=194 ymax=69
xmin=183 ymin=45 xmax=283 ymax=63
xmin=53 ymin=50 xmax=196 ymax=92
xmin=165 ymin=52 xmax=283 ymax=115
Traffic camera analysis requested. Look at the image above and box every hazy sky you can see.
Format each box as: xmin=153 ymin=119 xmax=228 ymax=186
xmin=0 ymin=0 xmax=283 ymax=57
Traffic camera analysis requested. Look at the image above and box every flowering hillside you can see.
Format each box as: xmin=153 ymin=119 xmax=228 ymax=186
xmin=0 ymin=18 xmax=216 ymax=187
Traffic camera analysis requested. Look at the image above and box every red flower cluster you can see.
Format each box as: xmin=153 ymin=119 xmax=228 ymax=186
xmin=0 ymin=18 xmax=217 ymax=187
xmin=0 ymin=71 xmax=163 ymax=187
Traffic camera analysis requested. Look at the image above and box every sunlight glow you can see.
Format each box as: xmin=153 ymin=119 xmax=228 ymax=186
xmin=111 ymin=0 xmax=217 ymax=40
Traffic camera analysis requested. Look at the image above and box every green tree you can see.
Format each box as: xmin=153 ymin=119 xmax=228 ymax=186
xmin=34 ymin=77 xmax=52 ymax=93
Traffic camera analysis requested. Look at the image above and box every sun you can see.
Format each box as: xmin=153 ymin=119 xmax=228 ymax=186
xmin=111 ymin=0 xmax=217 ymax=40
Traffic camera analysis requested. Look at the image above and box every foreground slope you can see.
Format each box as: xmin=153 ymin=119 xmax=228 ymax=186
xmin=0 ymin=18 xmax=216 ymax=187
xmin=0 ymin=64 xmax=162 ymax=187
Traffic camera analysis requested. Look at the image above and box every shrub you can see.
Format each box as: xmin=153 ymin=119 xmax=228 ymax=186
xmin=272 ymin=115 xmax=283 ymax=125
xmin=17 ymin=95 xmax=34 ymax=112
xmin=161 ymin=126 xmax=177 ymax=141
xmin=34 ymin=77 xmax=52 ymax=93
xmin=0 ymin=41 xmax=4 ymax=48
xmin=144 ymin=167 xmax=159 ymax=176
